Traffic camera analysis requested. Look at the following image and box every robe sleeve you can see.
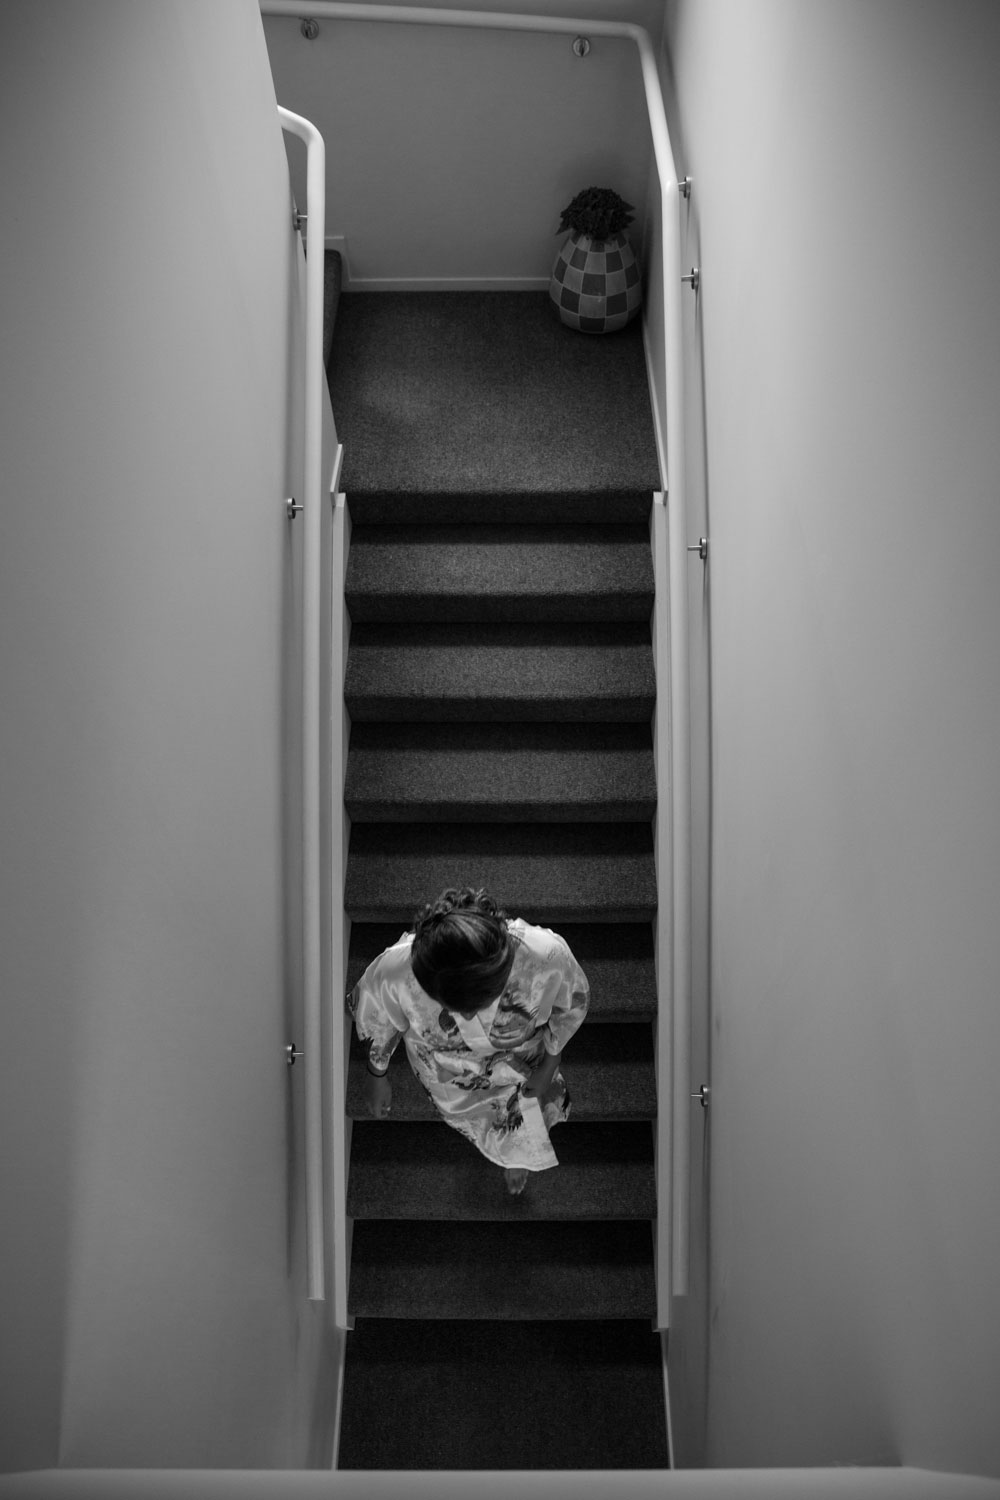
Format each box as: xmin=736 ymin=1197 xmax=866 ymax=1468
xmin=539 ymin=930 xmax=590 ymax=1056
xmin=348 ymin=944 xmax=410 ymax=1074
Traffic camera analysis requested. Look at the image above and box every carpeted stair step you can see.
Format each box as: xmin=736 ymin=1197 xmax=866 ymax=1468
xmin=347 ymin=1121 xmax=656 ymax=1221
xmin=348 ymin=921 xmax=657 ymax=1023
xmin=348 ymin=1218 xmax=656 ymax=1320
xmin=345 ymin=721 xmax=655 ymax=823
xmin=345 ymin=822 xmax=656 ymax=925
xmin=346 ymin=489 xmax=654 ymax=525
xmin=346 ymin=1021 xmax=657 ymax=1123
xmin=345 ymin=523 xmax=654 ymax=622
xmin=344 ymin=621 xmax=655 ymax=722
xmin=337 ymin=1317 xmax=670 ymax=1470
xmin=327 ymin=291 xmax=661 ymax=500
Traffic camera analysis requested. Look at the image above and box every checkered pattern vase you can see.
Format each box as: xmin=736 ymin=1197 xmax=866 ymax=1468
xmin=549 ymin=230 xmax=642 ymax=333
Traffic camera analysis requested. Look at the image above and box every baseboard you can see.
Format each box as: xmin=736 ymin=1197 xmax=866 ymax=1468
xmin=328 ymin=442 xmax=343 ymax=501
xmin=341 ymin=275 xmax=551 ymax=293
xmin=324 ymin=235 xmax=351 ymax=281
xmin=641 ymin=316 xmax=668 ymax=493
xmin=661 ymin=1328 xmax=677 ymax=1469
xmin=330 ymin=1321 xmax=348 ymax=1470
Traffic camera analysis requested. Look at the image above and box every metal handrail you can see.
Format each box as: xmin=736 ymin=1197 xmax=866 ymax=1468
xmin=278 ymin=105 xmax=327 ymax=1304
xmin=264 ymin=2 xmax=693 ymax=1317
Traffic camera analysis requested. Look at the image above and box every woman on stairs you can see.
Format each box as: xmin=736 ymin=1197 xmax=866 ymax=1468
xmin=350 ymin=886 xmax=589 ymax=1195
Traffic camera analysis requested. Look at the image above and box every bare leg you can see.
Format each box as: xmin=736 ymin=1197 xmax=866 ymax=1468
xmin=504 ymin=1167 xmax=529 ymax=1195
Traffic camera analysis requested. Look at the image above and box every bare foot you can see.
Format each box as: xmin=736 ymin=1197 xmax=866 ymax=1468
xmin=504 ymin=1167 xmax=529 ymax=1195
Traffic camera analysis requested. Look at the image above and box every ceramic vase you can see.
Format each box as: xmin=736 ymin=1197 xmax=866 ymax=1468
xmin=549 ymin=228 xmax=642 ymax=333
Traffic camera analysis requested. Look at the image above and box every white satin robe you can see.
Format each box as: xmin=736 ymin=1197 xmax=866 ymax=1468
xmin=349 ymin=918 xmax=590 ymax=1172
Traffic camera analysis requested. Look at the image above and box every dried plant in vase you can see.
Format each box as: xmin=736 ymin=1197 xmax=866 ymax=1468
xmin=550 ymin=187 xmax=642 ymax=333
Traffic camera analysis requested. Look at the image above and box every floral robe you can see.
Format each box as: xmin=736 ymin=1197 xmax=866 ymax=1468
xmin=349 ymin=918 xmax=590 ymax=1172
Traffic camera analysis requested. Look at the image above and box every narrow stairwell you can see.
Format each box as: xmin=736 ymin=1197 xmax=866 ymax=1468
xmin=330 ymin=293 xmax=668 ymax=1470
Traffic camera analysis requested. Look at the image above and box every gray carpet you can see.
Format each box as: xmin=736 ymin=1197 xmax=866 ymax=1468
xmin=348 ymin=1220 xmax=657 ymax=1321
xmin=344 ymin=722 xmax=656 ymax=823
xmin=346 ymin=522 xmax=654 ymax=621
xmin=344 ymin=821 xmax=657 ymax=925
xmin=347 ymin=1121 xmax=656 ymax=1221
xmin=327 ymin=291 xmax=661 ymax=499
xmin=338 ymin=1319 xmax=669 ymax=1470
xmin=345 ymin=620 xmax=656 ymax=722
xmin=334 ymin=291 xmax=668 ymax=1469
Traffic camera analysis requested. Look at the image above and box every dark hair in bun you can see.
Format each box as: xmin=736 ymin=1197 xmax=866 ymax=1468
xmin=411 ymin=887 xmax=514 ymax=1015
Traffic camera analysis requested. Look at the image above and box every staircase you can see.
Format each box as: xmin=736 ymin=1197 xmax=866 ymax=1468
xmin=329 ymin=292 xmax=668 ymax=1470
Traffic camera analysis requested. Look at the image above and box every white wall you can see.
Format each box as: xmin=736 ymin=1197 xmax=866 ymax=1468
xmin=648 ymin=0 xmax=1000 ymax=1477
xmin=0 ymin=0 xmax=329 ymax=1471
xmin=262 ymin=1 xmax=657 ymax=287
